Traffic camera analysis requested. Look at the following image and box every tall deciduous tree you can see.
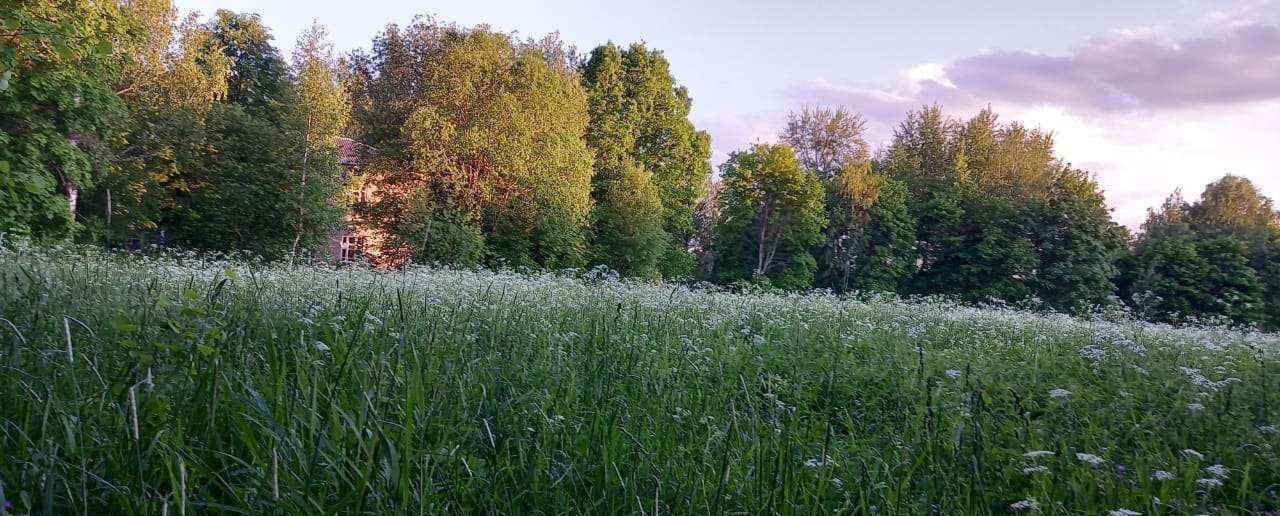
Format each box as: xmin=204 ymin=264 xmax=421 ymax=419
xmin=580 ymin=42 xmax=711 ymax=278
xmin=82 ymin=5 xmax=231 ymax=244
xmin=580 ymin=43 xmax=666 ymax=278
xmin=781 ymin=105 xmax=915 ymax=292
xmin=1127 ymin=175 xmax=1280 ymax=327
xmin=289 ymin=22 xmax=350 ymax=256
xmin=1031 ymin=167 xmax=1126 ymax=312
xmin=0 ymin=1 xmax=126 ymax=239
xmin=781 ymin=106 xmax=868 ymax=182
xmin=1124 ymin=185 xmax=1270 ymax=326
xmin=173 ymin=10 xmax=340 ymax=259
xmin=394 ymin=28 xmax=593 ymax=268
xmin=712 ymin=143 xmax=825 ymax=290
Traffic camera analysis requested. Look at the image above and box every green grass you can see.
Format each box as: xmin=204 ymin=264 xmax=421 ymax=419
xmin=0 ymin=247 xmax=1277 ymax=514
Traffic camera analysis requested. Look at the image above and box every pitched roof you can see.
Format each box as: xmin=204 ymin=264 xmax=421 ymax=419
xmin=336 ymin=137 xmax=378 ymax=166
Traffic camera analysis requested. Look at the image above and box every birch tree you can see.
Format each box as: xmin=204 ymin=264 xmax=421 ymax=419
xmin=712 ymin=143 xmax=825 ymax=290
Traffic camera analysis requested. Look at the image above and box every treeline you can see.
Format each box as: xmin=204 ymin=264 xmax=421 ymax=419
xmin=2 ymin=1 xmax=351 ymax=257
xmin=726 ymin=106 xmax=1279 ymax=329
xmin=2 ymin=2 xmax=1278 ymax=328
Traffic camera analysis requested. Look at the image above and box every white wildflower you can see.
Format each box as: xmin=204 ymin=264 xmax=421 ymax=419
xmin=1010 ymin=498 xmax=1039 ymax=511
xmin=1021 ymin=465 xmax=1050 ymax=474
xmin=1195 ymin=477 xmax=1223 ymax=488
xmin=1076 ymin=453 xmax=1105 ymax=466
xmin=1078 ymin=345 xmax=1106 ymax=363
xmin=1187 ymin=402 xmax=1205 ymax=412
xmin=1049 ymin=388 xmax=1072 ymax=399
xmin=945 ymin=369 xmax=962 ymax=379
xmin=804 ymin=455 xmax=835 ymax=469
xmin=1203 ymin=464 xmax=1229 ymax=479
xmin=1181 ymin=449 xmax=1204 ymax=461
xmin=1151 ymin=470 xmax=1176 ymax=481
xmin=313 ymin=341 xmax=330 ymax=352
xmin=1023 ymin=450 xmax=1055 ymax=458
xmin=1108 ymin=510 xmax=1142 ymax=516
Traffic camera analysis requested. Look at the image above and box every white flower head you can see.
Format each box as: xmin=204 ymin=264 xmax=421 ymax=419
xmin=1187 ymin=402 xmax=1205 ymax=412
xmin=1108 ymin=510 xmax=1142 ymax=516
xmin=1196 ymin=477 xmax=1223 ymax=488
xmin=1203 ymin=464 xmax=1229 ymax=479
xmin=1010 ymin=498 xmax=1040 ymax=511
xmin=1181 ymin=449 xmax=1205 ymax=461
xmin=945 ymin=369 xmax=962 ymax=379
xmin=1023 ymin=450 xmax=1055 ymax=459
xmin=804 ymin=455 xmax=835 ymax=469
xmin=1021 ymin=465 xmax=1050 ymax=474
xmin=1076 ymin=453 xmax=1106 ymax=466
xmin=1151 ymin=470 xmax=1176 ymax=481
xmin=313 ymin=341 xmax=330 ymax=353
xmin=1049 ymin=388 xmax=1072 ymax=399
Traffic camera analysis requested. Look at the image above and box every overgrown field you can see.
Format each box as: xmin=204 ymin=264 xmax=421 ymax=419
xmin=0 ymin=249 xmax=1278 ymax=515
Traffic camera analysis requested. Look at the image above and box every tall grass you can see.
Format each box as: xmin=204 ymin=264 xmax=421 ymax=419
xmin=0 ymin=247 xmax=1277 ymax=514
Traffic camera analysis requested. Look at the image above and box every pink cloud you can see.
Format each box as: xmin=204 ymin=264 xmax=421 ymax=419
xmin=948 ymin=23 xmax=1280 ymax=111
xmin=784 ymin=23 xmax=1280 ymax=120
xmin=772 ymin=24 xmax=1280 ymax=228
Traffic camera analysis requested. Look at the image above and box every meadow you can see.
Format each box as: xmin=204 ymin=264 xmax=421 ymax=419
xmin=0 ymin=247 xmax=1277 ymax=515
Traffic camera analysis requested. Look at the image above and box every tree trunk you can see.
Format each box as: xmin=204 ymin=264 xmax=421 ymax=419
xmin=66 ymin=183 xmax=78 ymax=220
xmin=755 ymin=197 xmax=774 ymax=275
xmin=291 ymin=116 xmax=313 ymax=262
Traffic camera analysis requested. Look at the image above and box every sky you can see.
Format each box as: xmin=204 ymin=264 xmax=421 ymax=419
xmin=174 ymin=0 xmax=1280 ymax=227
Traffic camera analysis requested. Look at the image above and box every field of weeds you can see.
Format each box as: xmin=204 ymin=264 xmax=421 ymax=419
xmin=0 ymin=248 xmax=1277 ymax=514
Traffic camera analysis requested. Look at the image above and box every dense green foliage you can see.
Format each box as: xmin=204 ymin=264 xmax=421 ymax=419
xmin=345 ymin=23 xmax=596 ymax=268
xmin=2 ymin=2 xmax=1278 ymax=326
xmin=1122 ymin=178 xmax=1280 ymax=326
xmin=879 ymin=107 xmax=1128 ymax=310
xmin=580 ymin=42 xmax=712 ymax=279
xmin=711 ymin=143 xmax=826 ymax=290
xmin=0 ymin=0 xmax=126 ymax=239
xmin=782 ymin=107 xmax=915 ymax=292
xmin=2 ymin=249 xmax=1278 ymax=514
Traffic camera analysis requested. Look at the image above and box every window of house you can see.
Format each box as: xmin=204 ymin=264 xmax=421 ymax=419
xmin=339 ymin=235 xmax=364 ymax=262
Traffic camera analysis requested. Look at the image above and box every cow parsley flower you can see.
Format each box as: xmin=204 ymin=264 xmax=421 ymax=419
xmin=1195 ymin=477 xmax=1223 ymax=488
xmin=1203 ymin=464 xmax=1229 ymax=479
xmin=1049 ymin=388 xmax=1072 ymax=399
xmin=1187 ymin=402 xmax=1205 ymax=412
xmin=804 ymin=455 xmax=835 ymax=469
xmin=1181 ymin=449 xmax=1204 ymax=461
xmin=1021 ymin=465 xmax=1050 ymax=474
xmin=1010 ymin=498 xmax=1039 ymax=511
xmin=1076 ymin=453 xmax=1106 ymax=465
xmin=1108 ymin=510 xmax=1141 ymax=516
xmin=1151 ymin=470 xmax=1176 ymax=481
xmin=945 ymin=369 xmax=962 ymax=379
xmin=1023 ymin=450 xmax=1055 ymax=458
